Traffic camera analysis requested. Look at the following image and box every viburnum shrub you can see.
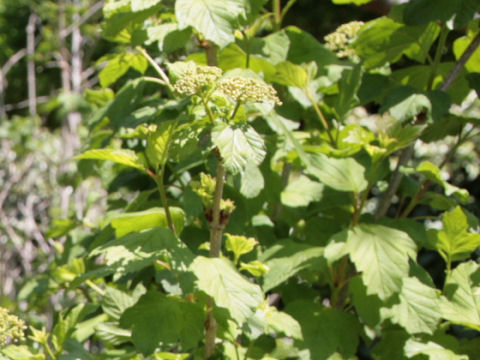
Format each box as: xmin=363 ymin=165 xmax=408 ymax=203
xmin=3 ymin=0 xmax=480 ymax=359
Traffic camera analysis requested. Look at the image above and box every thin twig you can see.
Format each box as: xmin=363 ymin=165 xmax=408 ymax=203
xmin=374 ymin=31 xmax=480 ymax=220
xmin=441 ymin=31 xmax=480 ymax=92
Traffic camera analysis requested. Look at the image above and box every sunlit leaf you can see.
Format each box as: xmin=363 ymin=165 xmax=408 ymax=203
xmin=326 ymin=224 xmax=417 ymax=300
xmin=281 ymin=174 xmax=324 ymax=207
xmin=440 ymin=261 xmax=480 ymax=331
xmin=212 ymin=122 xmax=266 ymax=174
xmin=428 ymin=206 xmax=480 ymax=264
xmin=89 ymin=227 xmax=194 ymax=276
xmin=107 ymin=207 xmax=186 ymax=237
xmin=405 ymin=339 xmax=469 ymax=360
xmin=190 ymin=256 xmax=263 ymax=324
xmin=175 ymin=0 xmax=247 ymax=48
xmin=261 ymin=240 xmax=325 ymax=292
xmin=381 ymin=277 xmax=441 ymax=334
xmin=75 ymin=149 xmax=146 ymax=171
xmin=307 ymin=153 xmax=368 ymax=193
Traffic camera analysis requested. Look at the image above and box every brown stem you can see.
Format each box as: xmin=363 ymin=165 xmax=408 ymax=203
xmin=374 ymin=145 xmax=415 ymax=220
xmin=204 ymin=162 xmax=226 ymax=359
xmin=204 ymin=43 xmax=221 ymax=359
xmin=441 ymin=31 xmax=480 ymax=92
xmin=375 ymin=29 xmax=480 ymax=220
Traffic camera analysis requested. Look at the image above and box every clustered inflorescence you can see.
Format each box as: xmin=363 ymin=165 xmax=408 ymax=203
xmin=0 ymin=307 xmax=26 ymax=346
xmin=173 ymin=64 xmax=281 ymax=105
xmin=324 ymin=21 xmax=364 ymax=61
xmin=173 ymin=65 xmax=223 ymax=96
xmin=217 ymin=77 xmax=282 ymax=105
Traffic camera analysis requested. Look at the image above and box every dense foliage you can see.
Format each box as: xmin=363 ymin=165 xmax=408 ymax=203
xmin=2 ymin=0 xmax=480 ymax=359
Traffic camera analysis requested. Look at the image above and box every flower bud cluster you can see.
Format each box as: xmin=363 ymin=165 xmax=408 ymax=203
xmin=173 ymin=65 xmax=223 ymax=96
xmin=217 ymin=77 xmax=282 ymax=105
xmin=324 ymin=21 xmax=364 ymax=61
xmin=0 ymin=307 xmax=26 ymax=345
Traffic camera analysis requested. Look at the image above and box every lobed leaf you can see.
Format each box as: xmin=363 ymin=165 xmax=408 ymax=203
xmin=190 ymin=256 xmax=263 ymax=325
xmin=120 ymin=291 xmax=204 ymax=354
xmin=212 ymin=122 xmax=266 ymax=174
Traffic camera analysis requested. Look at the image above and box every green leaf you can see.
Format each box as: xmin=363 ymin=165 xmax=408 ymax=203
xmin=120 ymin=291 xmax=204 ymax=354
xmin=225 ymin=233 xmax=258 ymax=264
xmin=392 ymin=63 xmax=469 ymax=104
xmin=405 ymin=339 xmax=469 ymax=360
xmin=326 ymin=225 xmax=417 ymax=300
xmin=212 ymin=122 xmax=266 ymax=174
xmin=380 ymin=86 xmax=431 ymax=122
xmin=107 ymin=207 xmax=186 ymax=237
xmin=101 ymin=285 xmax=146 ymax=321
xmin=218 ymin=43 xmax=276 ymax=80
xmin=440 ymin=261 xmax=480 ymax=330
xmin=332 ymin=0 xmax=374 ymax=4
xmin=285 ymin=301 xmax=361 ymax=360
xmin=306 ymin=153 xmax=368 ymax=193
xmin=98 ymin=52 xmax=148 ymax=88
xmin=372 ymin=329 xmax=410 ymax=360
xmin=236 ymin=162 xmax=264 ymax=199
xmin=89 ymin=227 xmax=194 ymax=276
xmin=102 ymin=4 xmax=161 ymax=43
xmin=75 ymin=149 xmax=146 ymax=171
xmin=95 ymin=322 xmax=132 ymax=346
xmin=72 ymin=314 xmax=109 ymax=342
xmin=353 ymin=17 xmax=438 ymax=69
xmin=262 ymin=304 xmax=302 ymax=340
xmin=428 ymin=206 xmax=480 ymax=264
xmin=175 ymin=0 xmax=247 ymax=48
xmin=190 ymin=256 xmax=263 ymax=324
xmin=334 ymin=64 xmax=362 ymax=121
xmin=418 ymin=161 xmax=470 ymax=203
xmin=131 ymin=0 xmax=162 ymax=12
xmin=404 ymin=0 xmax=477 ymax=29
xmin=239 ymin=260 xmax=269 ymax=277
xmin=453 ymin=26 xmax=480 ymax=72
xmin=0 ymin=346 xmax=45 ymax=360
xmin=273 ymin=61 xmax=309 ymax=88
xmin=145 ymin=121 xmax=175 ymax=169
xmin=281 ymin=174 xmax=324 ymax=207
xmin=260 ymin=240 xmax=325 ymax=292
xmin=53 ymin=304 xmax=93 ymax=350
xmin=153 ymin=353 xmax=190 ymax=360
xmin=349 ymin=277 xmax=382 ymax=327
xmin=381 ymin=277 xmax=441 ymax=334
xmin=146 ymin=23 xmax=192 ymax=53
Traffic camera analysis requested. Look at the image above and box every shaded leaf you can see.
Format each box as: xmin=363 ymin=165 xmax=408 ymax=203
xmin=286 ymin=301 xmax=361 ymax=360
xmin=354 ymin=17 xmax=438 ymax=68
xmin=99 ymin=52 xmax=148 ymax=88
xmin=260 ymin=240 xmax=325 ymax=292
xmin=120 ymin=291 xmax=204 ymax=354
